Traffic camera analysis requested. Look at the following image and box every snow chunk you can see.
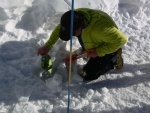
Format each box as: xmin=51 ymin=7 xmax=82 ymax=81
xmin=46 ymin=74 xmax=62 ymax=93
xmin=5 ymin=20 xmax=17 ymax=32
xmin=86 ymin=89 xmax=94 ymax=99
xmin=101 ymin=87 xmax=109 ymax=94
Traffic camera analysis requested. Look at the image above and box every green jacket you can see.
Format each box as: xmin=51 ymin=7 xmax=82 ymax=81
xmin=45 ymin=8 xmax=127 ymax=57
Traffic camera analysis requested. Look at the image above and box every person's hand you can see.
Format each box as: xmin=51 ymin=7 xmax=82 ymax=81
xmin=37 ymin=45 xmax=50 ymax=55
xmin=87 ymin=49 xmax=98 ymax=58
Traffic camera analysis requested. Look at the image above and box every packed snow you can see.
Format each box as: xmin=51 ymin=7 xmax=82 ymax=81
xmin=0 ymin=0 xmax=150 ymax=113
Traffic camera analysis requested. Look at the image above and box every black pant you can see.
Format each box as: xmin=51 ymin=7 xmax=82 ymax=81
xmin=82 ymin=52 xmax=116 ymax=80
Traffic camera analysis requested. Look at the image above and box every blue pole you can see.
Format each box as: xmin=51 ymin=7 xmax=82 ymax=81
xmin=67 ymin=86 xmax=71 ymax=113
xmin=67 ymin=0 xmax=74 ymax=113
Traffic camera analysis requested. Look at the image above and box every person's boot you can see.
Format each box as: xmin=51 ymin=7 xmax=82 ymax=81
xmin=115 ymin=48 xmax=124 ymax=69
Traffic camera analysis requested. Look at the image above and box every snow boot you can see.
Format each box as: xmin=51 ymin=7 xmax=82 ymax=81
xmin=114 ymin=48 xmax=123 ymax=69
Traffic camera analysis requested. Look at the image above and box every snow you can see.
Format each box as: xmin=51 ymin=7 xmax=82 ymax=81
xmin=0 ymin=0 xmax=150 ymax=113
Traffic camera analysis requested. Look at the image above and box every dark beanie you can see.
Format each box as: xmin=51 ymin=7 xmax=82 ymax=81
xmin=59 ymin=10 xmax=83 ymax=41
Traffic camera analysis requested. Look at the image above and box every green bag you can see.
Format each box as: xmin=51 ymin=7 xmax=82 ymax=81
xmin=41 ymin=54 xmax=52 ymax=74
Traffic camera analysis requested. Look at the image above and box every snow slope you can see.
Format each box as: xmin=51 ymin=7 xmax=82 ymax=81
xmin=0 ymin=0 xmax=150 ymax=113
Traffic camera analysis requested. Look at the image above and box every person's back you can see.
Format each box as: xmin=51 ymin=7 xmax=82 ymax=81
xmin=74 ymin=8 xmax=127 ymax=57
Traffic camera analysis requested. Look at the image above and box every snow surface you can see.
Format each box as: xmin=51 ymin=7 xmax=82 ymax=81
xmin=0 ymin=0 xmax=150 ymax=113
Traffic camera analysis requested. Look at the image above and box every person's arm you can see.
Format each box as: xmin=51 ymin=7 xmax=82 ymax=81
xmin=45 ymin=24 xmax=61 ymax=49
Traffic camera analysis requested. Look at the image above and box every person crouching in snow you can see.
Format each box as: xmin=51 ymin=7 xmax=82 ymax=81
xmin=37 ymin=8 xmax=127 ymax=81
